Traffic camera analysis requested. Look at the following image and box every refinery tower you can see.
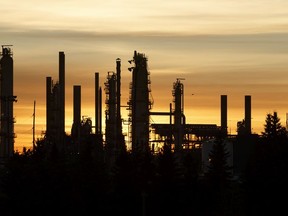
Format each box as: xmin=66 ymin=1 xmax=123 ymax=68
xmin=128 ymin=51 xmax=153 ymax=153
xmin=0 ymin=45 xmax=17 ymax=161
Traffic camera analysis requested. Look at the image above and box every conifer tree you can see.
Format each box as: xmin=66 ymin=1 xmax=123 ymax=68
xmin=262 ymin=112 xmax=285 ymax=137
xmin=205 ymin=134 xmax=232 ymax=190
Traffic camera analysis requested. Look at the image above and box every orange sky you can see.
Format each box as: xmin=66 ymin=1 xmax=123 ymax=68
xmin=2 ymin=0 xmax=288 ymax=151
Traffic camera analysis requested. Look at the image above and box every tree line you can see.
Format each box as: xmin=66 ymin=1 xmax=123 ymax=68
xmin=0 ymin=112 xmax=288 ymax=215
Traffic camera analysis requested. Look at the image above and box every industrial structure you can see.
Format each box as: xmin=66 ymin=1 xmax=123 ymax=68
xmin=0 ymin=45 xmax=17 ymax=162
xmin=46 ymin=51 xmax=66 ymax=153
xmin=45 ymin=53 xmax=104 ymax=156
xmin=150 ymin=78 xmax=220 ymax=153
xmin=95 ymin=72 xmax=102 ymax=136
xmin=0 ymin=42 xmax=260 ymax=182
xmin=42 ymin=49 xmax=256 ymax=175
xmin=245 ymin=95 xmax=252 ymax=134
xmin=100 ymin=50 xmax=254 ymax=175
xmin=101 ymin=50 xmax=254 ymax=159
xmin=221 ymin=94 xmax=228 ymax=135
xmin=70 ymin=84 xmax=100 ymax=155
xmin=71 ymin=85 xmax=81 ymax=152
xmin=127 ymin=51 xmax=153 ymax=153
xmin=104 ymin=58 xmax=125 ymax=164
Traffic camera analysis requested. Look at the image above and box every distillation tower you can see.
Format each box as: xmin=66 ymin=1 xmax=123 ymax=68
xmin=105 ymin=58 xmax=125 ymax=158
xmin=149 ymin=78 xmax=186 ymax=152
xmin=105 ymin=71 xmax=117 ymax=152
xmin=172 ymin=78 xmax=185 ymax=151
xmin=151 ymin=78 xmax=222 ymax=152
xmin=0 ymin=45 xmax=17 ymax=161
xmin=128 ymin=51 xmax=153 ymax=153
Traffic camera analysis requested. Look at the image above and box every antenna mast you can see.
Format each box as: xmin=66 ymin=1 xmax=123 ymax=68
xmin=32 ymin=100 xmax=36 ymax=151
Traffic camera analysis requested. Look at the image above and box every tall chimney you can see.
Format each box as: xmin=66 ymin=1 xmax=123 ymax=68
xmin=116 ymin=58 xmax=121 ymax=130
xmin=73 ymin=85 xmax=81 ymax=126
xmin=245 ymin=95 xmax=251 ymax=134
xmin=71 ymin=85 xmax=81 ymax=149
xmin=46 ymin=77 xmax=52 ymax=136
xmin=59 ymin=51 xmax=65 ymax=149
xmin=95 ymin=72 xmax=99 ymax=134
xmin=221 ymin=95 xmax=227 ymax=135
xmin=99 ymin=87 xmax=102 ymax=135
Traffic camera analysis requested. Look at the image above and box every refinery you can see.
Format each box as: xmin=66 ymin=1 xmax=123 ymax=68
xmin=0 ymin=47 xmax=256 ymax=176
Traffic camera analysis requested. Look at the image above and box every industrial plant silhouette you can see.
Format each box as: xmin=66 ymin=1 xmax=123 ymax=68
xmin=37 ymin=50 xmax=253 ymax=175
xmin=0 ymin=46 xmax=288 ymax=215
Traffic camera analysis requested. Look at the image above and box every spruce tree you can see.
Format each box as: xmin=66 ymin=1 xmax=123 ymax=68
xmin=261 ymin=111 xmax=287 ymax=146
xmin=204 ymin=134 xmax=234 ymax=214
xmin=205 ymin=134 xmax=233 ymax=190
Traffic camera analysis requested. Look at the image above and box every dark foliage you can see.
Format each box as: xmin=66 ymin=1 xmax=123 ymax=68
xmin=203 ymin=134 xmax=235 ymax=215
xmin=1 ymin=119 xmax=288 ymax=216
xmin=205 ymin=135 xmax=233 ymax=188
xmin=244 ymin=112 xmax=288 ymax=214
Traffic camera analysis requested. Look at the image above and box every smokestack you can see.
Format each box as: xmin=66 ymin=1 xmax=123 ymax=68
xmin=73 ymin=85 xmax=81 ymax=125
xmin=46 ymin=77 xmax=52 ymax=135
xmin=59 ymin=51 xmax=65 ymax=148
xmin=99 ymin=87 xmax=102 ymax=135
xmin=116 ymin=58 xmax=121 ymax=130
xmin=221 ymin=95 xmax=227 ymax=135
xmin=95 ymin=72 xmax=99 ymax=134
xmin=71 ymin=85 xmax=81 ymax=153
xmin=245 ymin=95 xmax=251 ymax=134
